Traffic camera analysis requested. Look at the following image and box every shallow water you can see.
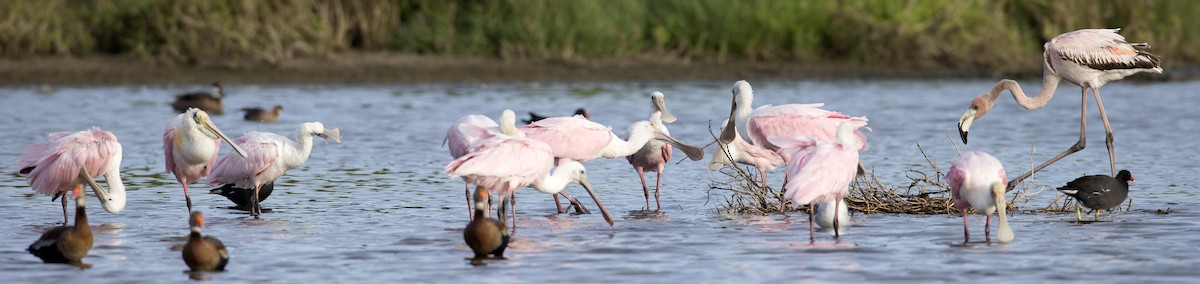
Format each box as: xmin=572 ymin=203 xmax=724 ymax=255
xmin=1 ymin=80 xmax=1198 ymax=282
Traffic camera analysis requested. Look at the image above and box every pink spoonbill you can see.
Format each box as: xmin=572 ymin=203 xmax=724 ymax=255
xmin=708 ymin=119 xmax=785 ymax=186
xmin=627 ymin=91 xmax=681 ymax=210
xmin=770 ymin=121 xmax=865 ymax=241
xmin=520 ymin=112 xmax=703 ymax=163
xmin=957 ymin=28 xmax=1161 ymax=189
xmin=206 ymin=122 xmax=341 ymax=218
xmin=719 ymin=81 xmax=868 ymax=155
xmin=17 ymin=127 xmax=127 ymax=223
xmin=445 ymin=110 xmax=514 ymax=218
xmin=164 ymin=108 xmax=248 ymax=214
xmin=946 ymin=151 xmax=1014 ymax=243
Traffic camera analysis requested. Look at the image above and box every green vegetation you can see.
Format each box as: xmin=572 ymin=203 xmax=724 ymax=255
xmin=1 ymin=0 xmax=1196 ymax=73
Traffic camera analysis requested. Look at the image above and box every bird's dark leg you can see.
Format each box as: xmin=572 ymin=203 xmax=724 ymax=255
xmin=636 ymin=167 xmax=650 ymax=210
xmin=509 ymin=192 xmax=517 ymax=234
xmin=558 ymin=192 xmax=590 ymax=214
xmin=833 ymin=200 xmax=841 ymax=239
xmin=553 ymin=193 xmax=564 ymax=214
xmin=1092 ymin=88 xmax=1117 ymax=177
xmin=465 ymin=183 xmax=473 ymax=220
xmin=1008 ymin=88 xmax=1089 ymax=190
xmin=253 ymin=185 xmax=261 ymax=218
xmin=183 ymin=179 xmax=193 ymax=214
xmin=808 ymin=203 xmax=816 ymax=243
xmin=985 ymin=213 xmax=992 ymax=242
xmin=61 ymin=193 xmax=69 ymax=224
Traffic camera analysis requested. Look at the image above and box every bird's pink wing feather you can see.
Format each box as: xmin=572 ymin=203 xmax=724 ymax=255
xmin=946 ymin=162 xmax=968 ymax=210
xmin=736 ymin=138 xmax=784 ymax=171
xmin=445 ymin=136 xmax=553 ymax=194
xmin=1051 ymin=29 xmax=1159 ymax=70
xmin=519 ymin=117 xmax=611 ymax=161
xmin=783 ymin=142 xmax=859 ymax=206
xmin=19 ymin=127 xmax=121 ymax=196
xmin=163 ymin=127 xmax=176 ymax=173
xmin=748 ymin=104 xmax=869 ymax=151
xmin=445 ymin=114 xmax=498 ymax=158
xmin=207 ymin=132 xmax=278 ymax=188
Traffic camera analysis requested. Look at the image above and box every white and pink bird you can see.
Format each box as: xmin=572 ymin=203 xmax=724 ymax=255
xmin=445 ymin=110 xmax=515 ymax=218
xmin=771 ymin=121 xmax=865 ymax=241
xmin=946 ymin=151 xmax=1014 ymax=243
xmin=520 ymin=111 xmax=703 ymax=164
xmin=958 ymin=28 xmax=1162 ymax=189
xmin=626 ymin=91 xmax=681 ymax=210
xmin=713 ymin=81 xmax=867 ymax=187
xmin=207 ymin=122 xmax=341 ymax=218
xmin=17 ymin=127 xmax=127 ymax=223
xmin=164 ymin=108 xmax=248 ymax=214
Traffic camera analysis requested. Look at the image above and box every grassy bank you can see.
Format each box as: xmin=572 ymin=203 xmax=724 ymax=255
xmin=1 ymin=0 xmax=1196 ymax=75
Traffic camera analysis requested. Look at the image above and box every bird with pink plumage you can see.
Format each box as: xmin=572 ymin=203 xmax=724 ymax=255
xmin=206 ymin=122 xmax=341 ymax=218
xmin=164 ymin=108 xmax=248 ymax=214
xmin=17 ymin=126 xmax=127 ymax=223
xmin=770 ymin=121 xmax=866 ymax=241
xmin=946 ymin=151 xmax=1014 ymax=243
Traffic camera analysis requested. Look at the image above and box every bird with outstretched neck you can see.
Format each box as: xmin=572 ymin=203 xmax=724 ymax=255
xmin=957 ymin=28 xmax=1161 ymax=190
xmin=1057 ymin=170 xmax=1134 ymax=221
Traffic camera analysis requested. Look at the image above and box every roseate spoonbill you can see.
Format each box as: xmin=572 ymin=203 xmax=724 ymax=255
xmin=521 ymin=112 xmax=703 ymax=163
xmin=814 ymin=199 xmax=850 ymax=233
xmin=708 ymin=119 xmax=785 ymax=186
xmin=445 ymin=110 xmax=517 ymax=218
xmin=771 ymin=121 xmax=865 ymax=240
xmin=1057 ymin=170 xmax=1133 ymax=221
xmin=242 ymin=105 xmax=283 ymax=123
xmin=183 ymin=211 xmax=229 ymax=271
xmin=18 ymin=127 xmax=127 ymax=223
xmin=464 ymin=188 xmax=508 ymax=260
xmin=207 ymin=122 xmax=342 ymax=218
xmin=627 ymin=91 xmax=680 ymax=210
xmin=209 ymin=182 xmax=275 ymax=211
xmin=523 ymin=108 xmax=591 ymax=124
xmin=718 ymin=81 xmax=868 ymax=155
xmin=957 ymin=28 xmax=1162 ymax=189
xmin=164 ymin=108 xmax=248 ymax=214
xmin=27 ymin=184 xmax=92 ymax=265
xmin=946 ymin=151 xmax=1014 ymax=243
xmin=173 ymin=82 xmax=226 ymax=115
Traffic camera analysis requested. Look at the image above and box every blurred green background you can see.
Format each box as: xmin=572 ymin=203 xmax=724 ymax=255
xmin=1 ymin=0 xmax=1194 ymax=74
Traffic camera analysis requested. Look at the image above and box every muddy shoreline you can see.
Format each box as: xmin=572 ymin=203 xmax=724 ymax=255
xmin=0 ymin=54 xmax=1008 ymax=86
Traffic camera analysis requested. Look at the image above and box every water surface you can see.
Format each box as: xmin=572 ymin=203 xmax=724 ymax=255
xmin=1 ymin=80 xmax=1198 ymax=282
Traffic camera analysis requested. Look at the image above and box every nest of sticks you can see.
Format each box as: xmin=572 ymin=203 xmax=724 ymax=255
xmin=709 ymin=143 xmax=1049 ymax=215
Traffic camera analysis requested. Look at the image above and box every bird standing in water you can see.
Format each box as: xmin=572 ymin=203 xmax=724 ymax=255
xmin=242 ymin=105 xmax=283 ymax=123
xmin=18 ymin=127 xmax=127 ymax=223
xmin=1057 ymin=170 xmax=1133 ymax=221
xmin=946 ymin=151 xmax=1014 ymax=243
xmin=173 ymin=82 xmax=226 ymax=115
xmin=207 ymin=122 xmax=341 ymax=218
xmin=165 ymin=108 xmax=248 ymax=214
xmin=183 ymin=211 xmax=229 ymax=271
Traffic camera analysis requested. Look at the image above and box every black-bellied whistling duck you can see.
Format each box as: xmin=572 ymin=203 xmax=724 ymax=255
xmin=463 ymin=187 xmax=508 ymax=260
xmin=209 ymin=182 xmax=275 ymax=211
xmin=27 ymin=184 xmax=92 ymax=265
xmin=522 ymin=108 xmax=590 ymax=124
xmin=242 ymin=105 xmax=283 ymax=123
xmin=172 ymin=82 xmax=225 ymax=115
xmin=183 ymin=211 xmax=229 ymax=271
xmin=1057 ymin=170 xmax=1134 ymax=221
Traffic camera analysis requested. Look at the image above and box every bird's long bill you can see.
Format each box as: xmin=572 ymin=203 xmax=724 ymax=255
xmin=654 ymin=131 xmax=704 ymax=161
xmin=323 ymin=128 xmax=342 ymax=144
xmin=77 ymin=167 xmax=111 ymax=205
xmin=992 ymin=183 xmax=1014 ymax=243
xmin=203 ymin=118 xmax=248 ymax=158
xmin=579 ymin=178 xmax=614 ymax=227
xmin=719 ymin=101 xmax=738 ymax=144
xmin=653 ymin=95 xmax=677 ymax=123
xmin=958 ymin=108 xmax=976 ymax=144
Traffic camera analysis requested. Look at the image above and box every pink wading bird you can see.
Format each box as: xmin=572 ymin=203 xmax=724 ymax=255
xmin=17 ymin=127 xmax=127 ymax=223
xmin=707 ymin=120 xmax=784 ymax=186
xmin=626 ymin=92 xmax=680 ymax=210
xmin=946 ymin=151 xmax=1014 ymax=243
xmin=164 ymin=108 xmax=248 ymax=214
xmin=957 ymin=28 xmax=1162 ymax=190
xmin=770 ymin=121 xmax=866 ymax=241
xmin=207 ymin=122 xmax=341 ymax=218
xmin=445 ymin=129 xmax=615 ymax=230
xmin=445 ymin=110 xmax=595 ymax=221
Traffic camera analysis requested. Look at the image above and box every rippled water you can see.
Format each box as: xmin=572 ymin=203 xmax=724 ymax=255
xmin=1 ymin=80 xmax=1198 ymax=282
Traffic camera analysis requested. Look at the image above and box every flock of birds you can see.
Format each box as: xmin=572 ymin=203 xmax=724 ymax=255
xmin=448 ymin=28 xmax=1156 ymax=260
xmin=14 ymin=28 xmax=1156 ymax=268
xmin=17 ymin=83 xmax=340 ymax=270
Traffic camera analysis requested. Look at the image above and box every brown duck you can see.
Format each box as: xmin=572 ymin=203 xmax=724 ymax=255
xmin=463 ymin=187 xmax=509 ymax=259
xmin=183 ymin=211 xmax=229 ymax=271
xmin=172 ymin=82 xmax=226 ymax=115
xmin=27 ymin=184 xmax=92 ymax=265
xmin=242 ymin=105 xmax=283 ymax=123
